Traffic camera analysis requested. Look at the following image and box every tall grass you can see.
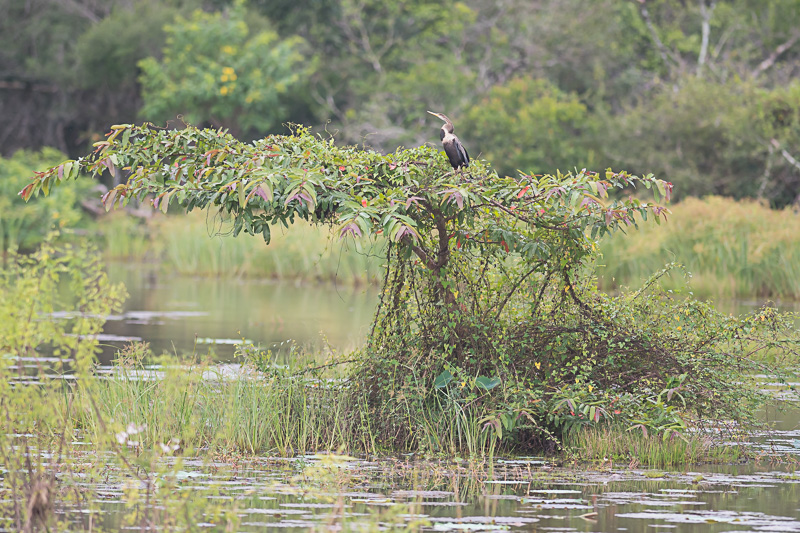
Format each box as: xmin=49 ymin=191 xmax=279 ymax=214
xmin=101 ymin=210 xmax=386 ymax=284
xmin=598 ymin=196 xmax=800 ymax=299
xmin=563 ymin=426 xmax=744 ymax=467
xmin=70 ymin=345 xmax=503 ymax=458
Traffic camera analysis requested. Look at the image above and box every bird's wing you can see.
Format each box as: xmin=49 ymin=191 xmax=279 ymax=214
xmin=456 ymin=139 xmax=470 ymax=167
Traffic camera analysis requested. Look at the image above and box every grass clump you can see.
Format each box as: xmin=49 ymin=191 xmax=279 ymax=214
xmin=563 ymin=426 xmax=744 ymax=468
xmin=598 ymin=196 xmax=800 ymax=299
xmin=101 ymin=210 xmax=385 ymax=284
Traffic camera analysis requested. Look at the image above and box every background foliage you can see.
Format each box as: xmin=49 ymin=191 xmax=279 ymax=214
xmin=3 ymin=0 xmax=800 ymax=206
xmin=0 ymin=149 xmax=94 ymax=253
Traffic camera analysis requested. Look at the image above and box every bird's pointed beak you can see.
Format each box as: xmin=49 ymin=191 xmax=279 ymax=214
xmin=427 ymin=110 xmax=443 ymax=120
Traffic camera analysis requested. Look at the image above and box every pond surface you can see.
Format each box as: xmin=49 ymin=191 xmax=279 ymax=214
xmin=101 ymin=263 xmax=800 ymax=365
xmin=99 ymin=263 xmax=379 ymax=363
xmin=56 ymin=452 xmax=800 ymax=532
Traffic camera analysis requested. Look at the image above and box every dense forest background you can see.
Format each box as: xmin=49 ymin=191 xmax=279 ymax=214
xmin=2 ymin=0 xmax=800 ymax=207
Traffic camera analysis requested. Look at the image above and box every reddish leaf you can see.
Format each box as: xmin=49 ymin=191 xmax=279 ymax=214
xmin=18 ymin=183 xmax=33 ymax=201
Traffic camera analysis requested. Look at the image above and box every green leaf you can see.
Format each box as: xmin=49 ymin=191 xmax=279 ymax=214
xmin=433 ymin=369 xmax=454 ymax=389
xmin=475 ymin=376 xmax=501 ymax=391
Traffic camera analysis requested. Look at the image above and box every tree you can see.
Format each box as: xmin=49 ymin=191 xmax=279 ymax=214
xmin=137 ymin=3 xmax=314 ymax=137
xmin=462 ymin=78 xmax=593 ymax=177
xmin=0 ymin=148 xmax=94 ymax=255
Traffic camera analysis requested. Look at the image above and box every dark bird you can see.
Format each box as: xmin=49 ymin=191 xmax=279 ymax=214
xmin=427 ymin=111 xmax=470 ymax=170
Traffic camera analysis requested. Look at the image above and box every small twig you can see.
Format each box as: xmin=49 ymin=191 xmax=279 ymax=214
xmin=292 ymin=358 xmax=359 ymax=377
xmin=493 ymin=260 xmax=547 ymax=321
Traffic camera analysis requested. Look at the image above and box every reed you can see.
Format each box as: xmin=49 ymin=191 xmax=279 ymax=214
xmin=563 ymin=425 xmax=744 ymax=467
xmin=74 ymin=350 xmax=361 ymax=456
xmin=73 ymin=349 xmax=500 ymax=458
xmin=100 ymin=210 xmax=386 ymax=284
xmin=598 ymin=196 xmax=800 ymax=299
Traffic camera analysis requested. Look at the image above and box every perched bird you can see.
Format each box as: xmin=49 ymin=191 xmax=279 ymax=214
xmin=427 ymin=111 xmax=470 ymax=170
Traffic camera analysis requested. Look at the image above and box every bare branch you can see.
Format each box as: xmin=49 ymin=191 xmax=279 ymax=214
xmin=696 ymin=0 xmax=716 ymax=75
xmin=47 ymin=0 xmax=102 ymax=23
xmin=770 ymin=138 xmax=800 ymax=173
xmin=757 ymin=143 xmax=775 ymax=200
xmin=751 ymin=31 xmax=800 ymax=80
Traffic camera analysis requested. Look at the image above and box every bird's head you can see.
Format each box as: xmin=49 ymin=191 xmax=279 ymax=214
xmin=427 ymin=111 xmax=454 ymax=133
xmin=427 ymin=111 xmax=451 ymax=123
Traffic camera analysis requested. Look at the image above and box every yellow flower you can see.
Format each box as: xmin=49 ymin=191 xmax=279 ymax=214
xmin=677 ymin=326 xmax=682 ymax=331
xmin=220 ymin=74 xmax=229 ymax=82
xmin=222 ymin=66 xmax=235 ymax=75
xmin=220 ymin=86 xmax=229 ymax=95
xmin=588 ymin=385 xmax=593 ymax=393
xmin=221 ymin=46 xmax=235 ymax=55
xmin=534 ymin=362 xmax=541 ymax=370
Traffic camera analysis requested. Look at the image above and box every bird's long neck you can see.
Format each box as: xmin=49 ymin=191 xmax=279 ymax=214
xmin=441 ymin=122 xmax=454 ymax=135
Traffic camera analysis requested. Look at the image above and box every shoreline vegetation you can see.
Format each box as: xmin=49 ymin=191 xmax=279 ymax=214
xmin=2 ymin=228 xmax=797 ymax=532
xmin=99 ymin=196 xmax=800 ymax=300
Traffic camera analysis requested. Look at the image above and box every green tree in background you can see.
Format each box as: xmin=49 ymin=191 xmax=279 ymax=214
xmin=138 ymin=3 xmax=314 ymax=137
xmin=463 ymin=78 xmax=592 ymax=177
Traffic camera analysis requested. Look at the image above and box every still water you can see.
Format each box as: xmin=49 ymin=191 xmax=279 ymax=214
xmin=60 ymin=453 xmax=800 ymax=531
xmin=101 ymin=263 xmax=379 ymax=363
xmin=102 ymin=263 xmax=799 ymax=365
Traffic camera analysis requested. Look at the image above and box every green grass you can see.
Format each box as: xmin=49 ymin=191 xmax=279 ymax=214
xmin=563 ymin=425 xmax=745 ymax=467
xmin=598 ymin=196 xmax=800 ymax=299
xmin=75 ymin=349 xmax=361 ymax=456
xmin=101 ymin=210 xmax=386 ymax=284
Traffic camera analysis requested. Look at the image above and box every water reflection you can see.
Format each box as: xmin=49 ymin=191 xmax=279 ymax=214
xmin=99 ymin=263 xmax=799 ymax=366
xmin=65 ymin=453 xmax=800 ymax=532
xmin=101 ymin=263 xmax=379 ymax=363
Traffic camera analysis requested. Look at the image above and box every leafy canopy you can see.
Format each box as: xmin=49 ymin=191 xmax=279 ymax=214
xmin=138 ymin=4 xmax=312 ymax=136
xmin=21 ymin=124 xmax=672 ymax=272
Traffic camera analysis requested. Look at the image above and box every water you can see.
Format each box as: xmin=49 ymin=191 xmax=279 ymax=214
xmin=100 ymin=263 xmax=798 ymax=366
xmin=99 ymin=263 xmax=379 ymax=363
xmin=52 ymin=454 xmax=800 ymax=531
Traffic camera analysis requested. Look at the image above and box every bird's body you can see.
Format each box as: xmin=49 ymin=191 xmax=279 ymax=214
xmin=428 ymin=111 xmax=469 ymax=170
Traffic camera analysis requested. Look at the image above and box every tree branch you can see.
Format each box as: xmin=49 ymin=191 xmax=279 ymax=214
xmin=770 ymin=138 xmax=800 ymax=172
xmin=639 ymin=4 xmax=683 ymax=71
xmin=751 ymin=31 xmax=800 ymax=80
xmin=696 ymin=0 xmax=716 ymax=76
